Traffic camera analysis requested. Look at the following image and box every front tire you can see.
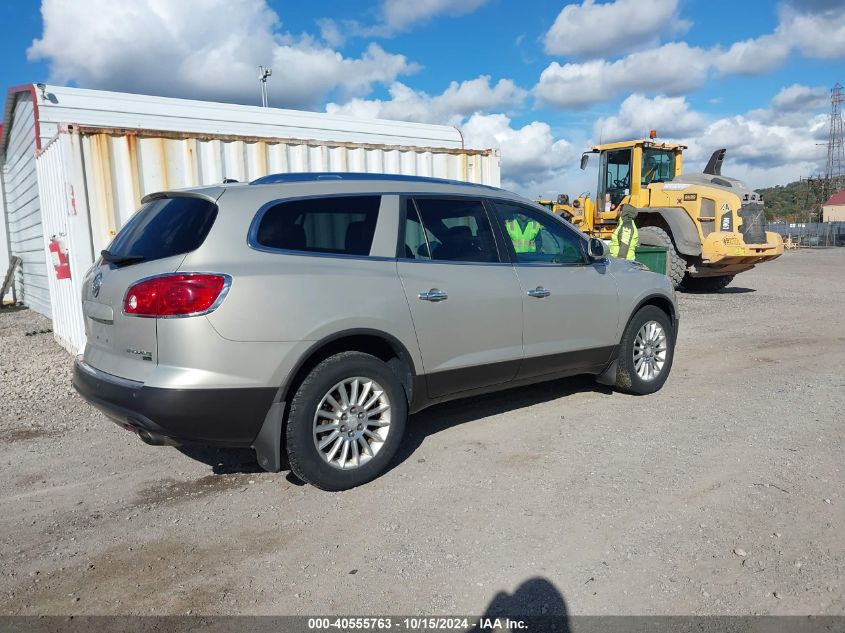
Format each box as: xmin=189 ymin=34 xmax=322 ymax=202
xmin=285 ymin=352 xmax=407 ymax=491
xmin=638 ymin=226 xmax=686 ymax=289
xmin=681 ymin=274 xmax=734 ymax=292
xmin=613 ymin=306 xmax=675 ymax=395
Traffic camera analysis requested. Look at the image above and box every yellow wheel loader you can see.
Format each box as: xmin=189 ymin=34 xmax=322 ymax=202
xmin=538 ymin=137 xmax=784 ymax=290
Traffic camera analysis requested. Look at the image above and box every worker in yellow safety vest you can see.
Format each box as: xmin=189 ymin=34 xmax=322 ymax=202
xmin=505 ymin=217 xmax=542 ymax=253
xmin=609 ymin=204 xmax=639 ymax=260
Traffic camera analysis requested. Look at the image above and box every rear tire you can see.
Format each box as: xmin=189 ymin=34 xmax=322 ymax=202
xmin=614 ymin=306 xmax=675 ymax=395
xmin=681 ymin=274 xmax=734 ymax=292
xmin=637 ymin=226 xmax=686 ymax=289
xmin=285 ymin=352 xmax=407 ymax=491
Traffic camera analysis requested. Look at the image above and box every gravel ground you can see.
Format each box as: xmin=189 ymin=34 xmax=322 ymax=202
xmin=0 ymin=249 xmax=843 ymax=616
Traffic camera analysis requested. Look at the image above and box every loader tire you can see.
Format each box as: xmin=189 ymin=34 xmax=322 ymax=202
xmin=637 ymin=226 xmax=686 ymax=289
xmin=681 ymin=274 xmax=734 ymax=292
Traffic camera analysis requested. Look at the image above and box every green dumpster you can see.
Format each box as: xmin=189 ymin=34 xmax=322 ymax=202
xmin=634 ymin=246 xmax=668 ymax=275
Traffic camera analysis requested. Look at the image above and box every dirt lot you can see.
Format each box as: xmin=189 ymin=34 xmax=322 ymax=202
xmin=0 ymin=249 xmax=843 ymax=617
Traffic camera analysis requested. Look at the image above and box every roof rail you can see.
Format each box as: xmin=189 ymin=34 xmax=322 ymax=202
xmin=249 ymin=172 xmax=501 ymax=189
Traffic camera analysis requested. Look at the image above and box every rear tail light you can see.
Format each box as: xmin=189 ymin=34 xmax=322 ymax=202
xmin=123 ymin=274 xmax=230 ymax=317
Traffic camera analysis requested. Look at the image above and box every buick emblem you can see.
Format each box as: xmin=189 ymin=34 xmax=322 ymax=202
xmin=92 ymin=272 xmax=102 ymax=298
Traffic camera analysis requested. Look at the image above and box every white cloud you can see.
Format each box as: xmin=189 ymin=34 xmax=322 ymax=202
xmin=317 ymin=17 xmax=345 ymax=48
xmin=779 ymin=5 xmax=845 ymax=59
xmin=771 ymin=84 xmax=829 ymax=112
xmin=534 ymin=42 xmax=710 ymax=109
xmin=28 ymin=0 xmax=418 ymax=109
xmin=712 ymin=6 xmax=845 ymax=75
xmin=462 ymin=113 xmax=577 ymax=189
xmin=543 ymin=0 xmax=689 ymax=58
xmin=535 ymin=0 xmax=845 ymax=110
xmin=365 ymin=0 xmax=490 ymax=36
xmin=594 ymin=94 xmax=706 ymax=142
xmin=687 ymin=115 xmax=827 ymax=170
xmin=326 ymin=76 xmax=526 ymax=125
xmin=714 ymin=34 xmax=791 ymax=75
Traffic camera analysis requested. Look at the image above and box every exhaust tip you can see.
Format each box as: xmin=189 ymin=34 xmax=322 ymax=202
xmin=135 ymin=427 xmax=180 ymax=447
xmin=136 ymin=429 xmax=159 ymax=445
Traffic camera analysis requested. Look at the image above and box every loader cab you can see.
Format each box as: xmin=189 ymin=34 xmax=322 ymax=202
xmin=590 ymin=139 xmax=685 ymax=224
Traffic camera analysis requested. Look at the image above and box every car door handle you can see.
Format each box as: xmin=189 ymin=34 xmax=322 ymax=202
xmin=527 ymin=286 xmax=551 ymax=298
xmin=419 ymin=288 xmax=448 ymax=302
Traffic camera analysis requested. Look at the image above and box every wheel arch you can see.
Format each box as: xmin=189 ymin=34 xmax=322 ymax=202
xmin=638 ymin=208 xmax=702 ymax=256
xmin=631 ymin=293 xmax=677 ymax=325
xmin=277 ymin=329 xmax=418 ymax=409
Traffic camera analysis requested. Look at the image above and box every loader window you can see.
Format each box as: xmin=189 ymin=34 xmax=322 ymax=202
xmin=600 ymin=149 xmax=631 ymax=209
xmin=642 ymin=149 xmax=675 ymax=185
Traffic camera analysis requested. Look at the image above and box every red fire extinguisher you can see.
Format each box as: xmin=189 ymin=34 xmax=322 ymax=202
xmin=49 ymin=236 xmax=71 ymax=280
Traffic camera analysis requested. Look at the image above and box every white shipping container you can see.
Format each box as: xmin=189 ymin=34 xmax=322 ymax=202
xmin=1 ymin=84 xmax=500 ymax=353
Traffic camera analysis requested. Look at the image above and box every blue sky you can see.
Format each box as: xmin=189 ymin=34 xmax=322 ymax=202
xmin=2 ymin=0 xmax=843 ymax=195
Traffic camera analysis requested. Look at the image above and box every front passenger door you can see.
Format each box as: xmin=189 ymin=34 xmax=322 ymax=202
xmin=492 ymin=201 xmax=620 ymax=380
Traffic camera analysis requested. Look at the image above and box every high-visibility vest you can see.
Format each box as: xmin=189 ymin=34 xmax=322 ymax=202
xmin=610 ymin=218 xmax=638 ymax=260
xmin=506 ymin=219 xmax=541 ymax=253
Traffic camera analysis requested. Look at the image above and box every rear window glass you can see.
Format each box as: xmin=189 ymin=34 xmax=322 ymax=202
xmin=409 ymin=197 xmax=499 ymax=263
xmin=106 ymin=196 xmax=217 ymax=263
xmin=255 ymin=196 xmax=380 ymax=256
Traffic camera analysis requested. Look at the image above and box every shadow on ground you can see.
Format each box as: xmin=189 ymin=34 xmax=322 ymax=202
xmin=176 ymin=446 xmax=265 ymax=474
xmin=470 ymin=577 xmax=570 ymax=632
xmin=681 ymin=286 xmax=756 ymax=294
xmin=178 ymin=374 xmax=610 ymax=480
xmin=389 ymin=374 xmax=609 ymax=474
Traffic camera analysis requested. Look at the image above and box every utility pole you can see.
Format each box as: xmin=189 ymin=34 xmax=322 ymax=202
xmin=259 ymin=66 xmax=272 ymax=108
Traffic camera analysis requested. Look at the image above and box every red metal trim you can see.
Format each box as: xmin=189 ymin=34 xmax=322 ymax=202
xmin=3 ymin=83 xmax=41 ymax=153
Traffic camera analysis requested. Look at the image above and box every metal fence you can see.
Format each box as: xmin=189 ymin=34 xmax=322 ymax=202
xmin=765 ymin=222 xmax=845 ymax=248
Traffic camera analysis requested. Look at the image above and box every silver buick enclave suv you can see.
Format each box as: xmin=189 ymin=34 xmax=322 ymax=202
xmin=73 ymin=173 xmax=678 ymax=490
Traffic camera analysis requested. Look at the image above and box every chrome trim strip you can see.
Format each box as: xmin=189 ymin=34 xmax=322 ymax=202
xmin=396 ymin=258 xmax=513 ymax=267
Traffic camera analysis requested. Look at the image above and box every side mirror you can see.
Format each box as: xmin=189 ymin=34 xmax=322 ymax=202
xmin=580 ymin=154 xmax=590 ymax=170
xmin=588 ymin=237 xmax=608 ymax=260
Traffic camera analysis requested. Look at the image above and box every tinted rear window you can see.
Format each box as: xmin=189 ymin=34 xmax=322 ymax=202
xmin=107 ymin=196 xmax=217 ymax=263
xmin=255 ymin=196 xmax=380 ymax=256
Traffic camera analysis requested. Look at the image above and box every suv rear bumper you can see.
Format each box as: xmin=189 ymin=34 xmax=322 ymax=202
xmin=72 ymin=356 xmax=276 ymax=447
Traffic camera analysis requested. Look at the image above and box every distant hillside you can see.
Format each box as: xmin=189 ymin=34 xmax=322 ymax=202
xmin=757 ymin=180 xmax=815 ymax=220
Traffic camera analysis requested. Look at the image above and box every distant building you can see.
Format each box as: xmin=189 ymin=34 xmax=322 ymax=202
xmin=822 ymin=190 xmax=845 ymax=222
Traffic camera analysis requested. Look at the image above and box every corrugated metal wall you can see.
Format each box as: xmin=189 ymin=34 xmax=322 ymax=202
xmin=1 ymin=94 xmax=50 ymax=316
xmin=76 ymin=128 xmax=499 ymax=253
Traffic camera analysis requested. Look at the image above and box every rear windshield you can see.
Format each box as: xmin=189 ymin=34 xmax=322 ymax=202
xmin=254 ymin=196 xmax=380 ymax=256
xmin=106 ymin=196 xmax=217 ymax=264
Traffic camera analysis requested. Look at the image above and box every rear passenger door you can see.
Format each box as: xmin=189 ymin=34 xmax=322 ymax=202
xmin=397 ymin=197 xmax=523 ymax=399
xmin=490 ymin=201 xmax=620 ymax=380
